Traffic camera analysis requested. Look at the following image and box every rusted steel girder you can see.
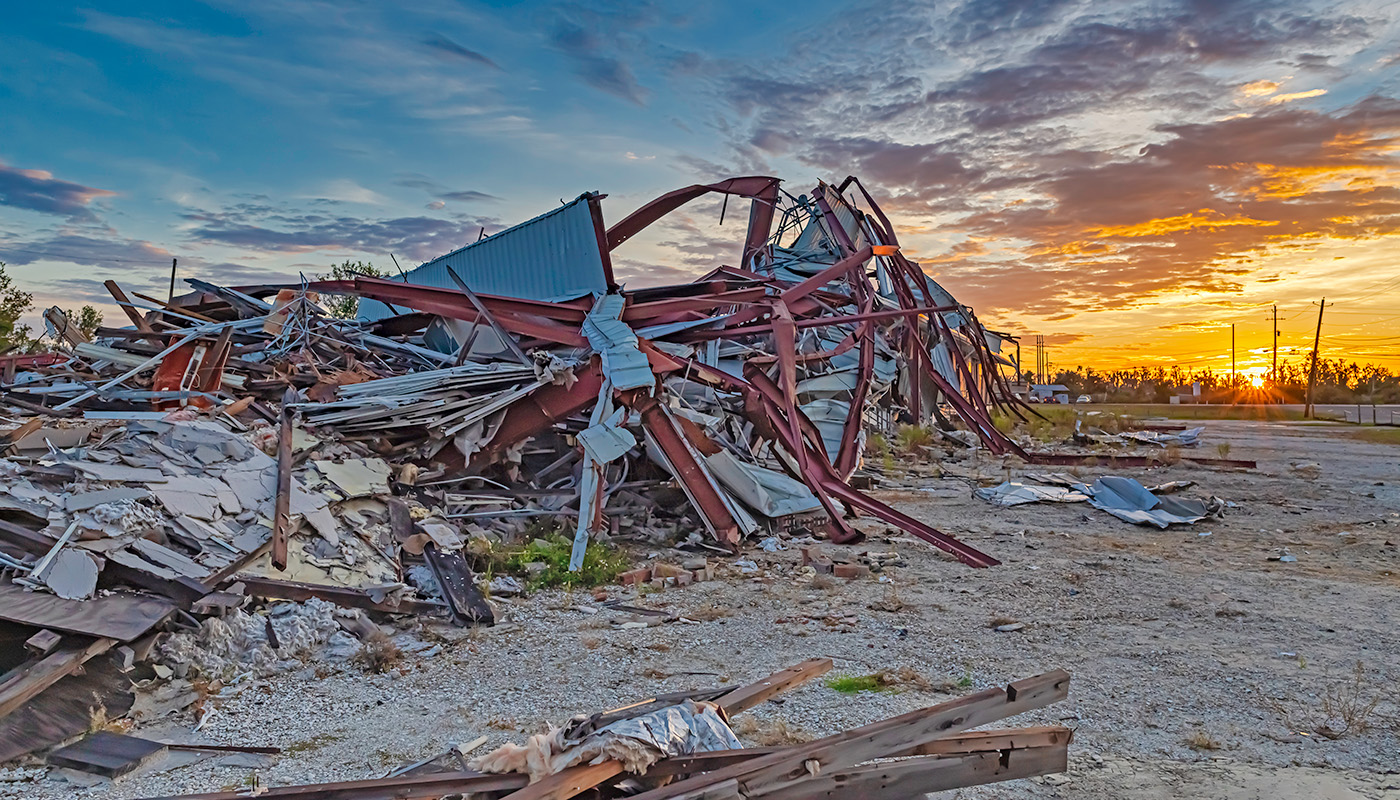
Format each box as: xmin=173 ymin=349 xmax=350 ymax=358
xmin=606 ymin=176 xmax=781 ymax=267
xmin=628 ymin=394 xmax=741 ymax=550
xmin=468 ymin=358 xmax=606 ymax=470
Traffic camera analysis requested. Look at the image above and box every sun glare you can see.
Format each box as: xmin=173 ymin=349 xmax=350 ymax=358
xmin=1249 ymin=372 xmax=1265 ymax=388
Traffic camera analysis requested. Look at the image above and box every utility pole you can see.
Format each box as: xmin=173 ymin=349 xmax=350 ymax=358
xmin=1271 ymin=304 xmax=1278 ymax=401
xmin=168 ymin=258 xmax=178 ymax=303
xmin=1304 ymin=298 xmax=1331 ymax=419
xmin=1231 ymin=323 xmax=1236 ymax=391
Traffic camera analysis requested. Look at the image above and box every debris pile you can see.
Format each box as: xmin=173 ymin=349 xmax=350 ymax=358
xmin=0 ymin=174 xmax=1069 ymax=768
xmin=145 ymin=659 xmax=1073 ymax=800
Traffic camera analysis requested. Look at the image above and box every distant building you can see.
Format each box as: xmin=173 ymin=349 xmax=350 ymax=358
xmin=1030 ymin=384 xmax=1070 ymax=403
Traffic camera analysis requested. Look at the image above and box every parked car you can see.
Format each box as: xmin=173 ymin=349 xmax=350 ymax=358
xmin=1076 ymin=394 xmax=1092 ymax=404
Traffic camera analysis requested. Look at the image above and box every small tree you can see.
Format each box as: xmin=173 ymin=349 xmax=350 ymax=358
xmin=0 ymin=262 xmax=34 ymax=353
xmin=315 ymin=260 xmax=389 ymax=318
xmin=63 ymin=305 xmax=103 ymax=340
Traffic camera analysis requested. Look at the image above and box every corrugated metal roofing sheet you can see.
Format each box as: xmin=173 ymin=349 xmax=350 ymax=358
xmin=582 ymin=294 xmax=653 ymax=391
xmin=359 ymin=194 xmax=608 ymax=320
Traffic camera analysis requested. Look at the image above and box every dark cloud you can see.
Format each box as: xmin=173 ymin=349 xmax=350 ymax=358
xmin=549 ymin=21 xmax=650 ymax=105
xmin=421 ymin=34 xmax=500 ymax=70
xmin=394 ymin=175 xmax=501 ymax=203
xmin=0 ymin=163 xmax=115 ymax=221
xmin=185 ymin=210 xmax=500 ymax=263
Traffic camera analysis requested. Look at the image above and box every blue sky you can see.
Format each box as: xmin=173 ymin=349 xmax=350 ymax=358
xmin=3 ymin=0 xmax=1400 ymax=368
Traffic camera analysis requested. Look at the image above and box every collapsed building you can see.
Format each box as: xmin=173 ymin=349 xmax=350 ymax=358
xmin=0 ymin=175 xmax=1046 ymax=764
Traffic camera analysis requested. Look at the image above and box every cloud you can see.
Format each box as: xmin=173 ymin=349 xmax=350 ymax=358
xmin=548 ymin=19 xmax=649 ymax=105
xmin=422 ymin=34 xmax=500 ymax=70
xmin=184 ymin=208 xmax=500 ymax=262
xmin=1268 ymin=87 xmax=1328 ymax=104
xmin=394 ymin=175 xmax=501 ymax=204
xmin=0 ymin=163 xmax=115 ymax=221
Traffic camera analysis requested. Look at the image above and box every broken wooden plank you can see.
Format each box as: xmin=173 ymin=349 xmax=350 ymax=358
xmin=24 ymin=629 xmax=62 ymax=657
xmin=104 ymin=280 xmax=157 ymax=333
xmin=713 ymin=658 xmax=832 ymax=716
xmin=271 ymin=388 xmax=296 ymax=571
xmin=757 ymin=743 xmax=1069 ymax=800
xmin=0 ymin=652 xmax=133 ymax=763
xmin=47 ymin=731 xmax=168 ymax=778
xmin=0 ymin=637 xmax=116 ymax=720
xmin=144 ymin=770 xmax=529 ymax=800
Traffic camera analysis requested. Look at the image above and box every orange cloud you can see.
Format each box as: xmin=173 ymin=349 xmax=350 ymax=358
xmin=1089 ymin=212 xmax=1278 ymax=238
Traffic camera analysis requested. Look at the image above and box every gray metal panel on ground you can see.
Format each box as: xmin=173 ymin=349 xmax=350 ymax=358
xmin=359 ymin=195 xmax=608 ymax=320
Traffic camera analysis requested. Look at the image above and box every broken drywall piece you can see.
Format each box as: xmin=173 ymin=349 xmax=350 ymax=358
xmin=67 ymin=487 xmax=151 ymax=512
xmin=73 ymin=463 xmax=168 ymax=483
xmin=312 ymin=458 xmax=391 ymax=498
xmin=42 ymin=548 xmax=100 ymax=600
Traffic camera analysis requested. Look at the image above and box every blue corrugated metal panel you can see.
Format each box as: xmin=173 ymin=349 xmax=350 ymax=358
xmin=582 ymin=294 xmax=653 ymax=391
xmin=360 ymin=194 xmax=608 ymax=320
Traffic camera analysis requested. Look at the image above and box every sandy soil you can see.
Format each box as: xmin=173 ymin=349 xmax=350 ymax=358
xmin=9 ymin=419 xmax=1399 ymax=799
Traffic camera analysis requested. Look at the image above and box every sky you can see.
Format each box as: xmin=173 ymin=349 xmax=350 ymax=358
xmin=2 ymin=0 xmax=1399 ymax=374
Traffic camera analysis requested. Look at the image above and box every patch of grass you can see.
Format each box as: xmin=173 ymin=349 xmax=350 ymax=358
xmin=865 ymin=433 xmax=889 ymax=458
xmin=1348 ymin=426 xmax=1400 ymax=446
xmin=286 ymin=733 xmax=344 ymax=755
xmin=1216 ymin=442 xmax=1232 ymax=459
xmin=896 ymin=424 xmax=934 ymax=453
xmin=1087 ymin=403 xmax=1311 ymax=421
xmin=825 ymin=673 xmax=895 ymax=694
xmin=470 ymin=525 xmax=629 ymax=591
xmin=1184 ymin=729 xmax=1222 ymax=751
xmin=1020 ymin=406 xmax=1076 ymax=442
xmin=956 ymin=666 xmax=974 ymax=688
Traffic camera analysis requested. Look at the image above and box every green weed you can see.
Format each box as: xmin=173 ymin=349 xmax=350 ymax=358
xmin=825 ymin=673 xmax=895 ymax=694
xmin=470 ymin=523 xmax=629 ymax=592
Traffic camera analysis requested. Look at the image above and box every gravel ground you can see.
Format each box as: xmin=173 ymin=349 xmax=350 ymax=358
xmin=6 ymin=419 xmax=1399 ymax=799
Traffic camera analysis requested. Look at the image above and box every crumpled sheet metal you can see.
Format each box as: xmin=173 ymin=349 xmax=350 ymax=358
xmin=1085 ymin=475 xmax=1214 ymax=528
xmin=978 ymin=474 xmax=1219 ymax=528
xmin=975 ymin=482 xmax=1089 ymax=507
xmin=470 ymin=699 xmax=741 ymax=783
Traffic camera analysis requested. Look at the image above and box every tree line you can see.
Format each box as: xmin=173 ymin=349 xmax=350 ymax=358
xmin=1027 ymin=359 xmax=1400 ymax=404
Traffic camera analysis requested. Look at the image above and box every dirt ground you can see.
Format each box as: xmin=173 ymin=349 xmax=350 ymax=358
xmin=11 ymin=419 xmax=1400 ymax=799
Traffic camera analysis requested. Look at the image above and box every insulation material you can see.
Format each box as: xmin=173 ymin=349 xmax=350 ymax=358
xmin=471 ymin=700 xmax=741 ymax=783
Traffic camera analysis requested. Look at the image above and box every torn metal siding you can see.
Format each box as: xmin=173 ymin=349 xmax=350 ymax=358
xmin=359 ymin=194 xmax=610 ymax=321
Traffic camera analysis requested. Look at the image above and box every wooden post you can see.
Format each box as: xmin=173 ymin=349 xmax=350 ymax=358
xmin=271 ymin=388 xmax=296 ymax=570
xmin=1305 ymin=299 xmax=1328 ymax=419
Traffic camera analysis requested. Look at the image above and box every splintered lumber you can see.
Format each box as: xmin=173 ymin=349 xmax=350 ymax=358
xmin=271 ymin=388 xmax=295 ymax=571
xmin=143 ymin=771 xmax=531 ymax=800
xmin=0 ymin=637 xmax=116 ymax=720
xmin=757 ymin=744 xmax=1068 ymax=800
xmin=495 ymin=659 xmax=833 ymax=800
xmin=713 ymin=658 xmax=833 ymax=716
xmin=623 ymin=669 xmax=1070 ymax=800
